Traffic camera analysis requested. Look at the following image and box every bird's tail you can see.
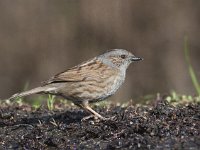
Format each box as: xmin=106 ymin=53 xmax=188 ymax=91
xmin=8 ymin=86 xmax=49 ymax=101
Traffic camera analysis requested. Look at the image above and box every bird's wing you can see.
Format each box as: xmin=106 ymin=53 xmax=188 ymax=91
xmin=43 ymin=59 xmax=117 ymax=85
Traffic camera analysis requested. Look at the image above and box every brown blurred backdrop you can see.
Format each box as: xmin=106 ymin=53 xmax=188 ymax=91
xmin=0 ymin=1 xmax=200 ymax=102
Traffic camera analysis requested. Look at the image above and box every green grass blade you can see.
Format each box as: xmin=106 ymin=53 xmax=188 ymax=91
xmin=184 ymin=36 xmax=200 ymax=96
xmin=47 ymin=95 xmax=55 ymax=110
xmin=188 ymin=65 xmax=200 ymax=96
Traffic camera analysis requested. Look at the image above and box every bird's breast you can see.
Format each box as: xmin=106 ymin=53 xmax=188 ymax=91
xmin=104 ymin=71 xmax=125 ymax=97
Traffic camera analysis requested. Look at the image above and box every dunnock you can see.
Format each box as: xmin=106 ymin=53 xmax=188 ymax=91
xmin=9 ymin=49 xmax=142 ymax=120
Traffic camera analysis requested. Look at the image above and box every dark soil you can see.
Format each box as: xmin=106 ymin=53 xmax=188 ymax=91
xmin=0 ymin=100 xmax=199 ymax=150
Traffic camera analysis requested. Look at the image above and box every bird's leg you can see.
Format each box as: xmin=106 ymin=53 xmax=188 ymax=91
xmin=76 ymin=102 xmax=105 ymax=120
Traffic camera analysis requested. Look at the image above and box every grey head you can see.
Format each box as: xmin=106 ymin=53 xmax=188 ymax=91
xmin=97 ymin=49 xmax=142 ymax=72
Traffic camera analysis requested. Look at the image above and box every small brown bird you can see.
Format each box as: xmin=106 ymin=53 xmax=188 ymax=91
xmin=9 ymin=49 xmax=142 ymax=120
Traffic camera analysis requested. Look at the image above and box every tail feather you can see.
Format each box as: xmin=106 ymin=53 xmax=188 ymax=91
xmin=9 ymin=86 xmax=49 ymax=101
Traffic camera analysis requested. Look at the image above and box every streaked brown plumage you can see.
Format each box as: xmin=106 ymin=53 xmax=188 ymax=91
xmin=9 ymin=49 xmax=142 ymax=120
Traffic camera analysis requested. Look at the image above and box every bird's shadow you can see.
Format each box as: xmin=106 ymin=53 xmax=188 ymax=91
xmin=1 ymin=110 xmax=88 ymax=128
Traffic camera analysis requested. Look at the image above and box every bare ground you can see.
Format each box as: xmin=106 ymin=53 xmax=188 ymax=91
xmin=0 ymin=99 xmax=199 ymax=149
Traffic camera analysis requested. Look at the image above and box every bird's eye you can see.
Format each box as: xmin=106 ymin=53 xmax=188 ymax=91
xmin=120 ymin=55 xmax=126 ymax=59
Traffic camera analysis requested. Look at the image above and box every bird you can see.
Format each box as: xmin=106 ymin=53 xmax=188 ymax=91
xmin=9 ymin=49 xmax=142 ymax=120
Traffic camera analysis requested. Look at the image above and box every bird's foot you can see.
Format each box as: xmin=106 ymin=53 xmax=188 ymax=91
xmin=81 ymin=115 xmax=96 ymax=122
xmin=81 ymin=115 xmax=115 ymax=122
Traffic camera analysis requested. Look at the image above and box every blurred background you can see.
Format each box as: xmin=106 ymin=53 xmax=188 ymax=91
xmin=0 ymin=0 xmax=200 ymax=102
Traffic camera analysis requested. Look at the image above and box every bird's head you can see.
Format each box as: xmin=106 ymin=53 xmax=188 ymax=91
xmin=98 ymin=49 xmax=142 ymax=71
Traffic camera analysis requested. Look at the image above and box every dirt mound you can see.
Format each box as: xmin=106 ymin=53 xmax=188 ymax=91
xmin=0 ymin=100 xmax=199 ymax=149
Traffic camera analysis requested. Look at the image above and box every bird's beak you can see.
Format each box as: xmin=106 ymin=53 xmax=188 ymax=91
xmin=131 ymin=56 xmax=143 ymax=61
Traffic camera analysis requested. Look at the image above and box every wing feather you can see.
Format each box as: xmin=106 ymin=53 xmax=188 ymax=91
xmin=43 ymin=59 xmax=117 ymax=85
